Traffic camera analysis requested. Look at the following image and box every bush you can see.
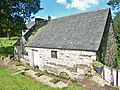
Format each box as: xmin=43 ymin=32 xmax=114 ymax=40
xmin=92 ymin=61 xmax=103 ymax=67
xmin=115 ymin=49 xmax=120 ymax=69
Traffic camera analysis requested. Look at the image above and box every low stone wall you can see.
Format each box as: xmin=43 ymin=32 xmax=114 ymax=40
xmin=44 ymin=62 xmax=91 ymax=79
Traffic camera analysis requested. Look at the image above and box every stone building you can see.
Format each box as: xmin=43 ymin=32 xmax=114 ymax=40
xmin=17 ymin=8 xmax=116 ymax=79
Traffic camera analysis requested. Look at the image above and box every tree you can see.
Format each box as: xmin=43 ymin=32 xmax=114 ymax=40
xmin=107 ymin=0 xmax=120 ymax=10
xmin=0 ymin=0 xmax=43 ymax=38
xmin=107 ymin=0 xmax=120 ymax=68
xmin=114 ymin=13 xmax=120 ymax=47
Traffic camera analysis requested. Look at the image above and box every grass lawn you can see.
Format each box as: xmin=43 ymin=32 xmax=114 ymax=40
xmin=0 ymin=37 xmax=17 ymax=57
xmin=0 ymin=68 xmax=85 ymax=90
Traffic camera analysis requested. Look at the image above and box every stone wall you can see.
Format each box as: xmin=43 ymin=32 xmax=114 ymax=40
xmin=25 ymin=47 xmax=96 ymax=79
xmin=104 ymin=22 xmax=116 ymax=67
xmin=14 ymin=45 xmax=22 ymax=59
xmin=38 ymin=48 xmax=96 ymax=66
xmin=97 ymin=13 xmax=116 ymax=67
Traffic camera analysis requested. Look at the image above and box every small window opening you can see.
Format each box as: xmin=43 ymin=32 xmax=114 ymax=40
xmin=51 ymin=51 xmax=57 ymax=59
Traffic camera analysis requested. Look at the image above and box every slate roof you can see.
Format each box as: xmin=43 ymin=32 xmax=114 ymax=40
xmin=25 ymin=8 xmax=110 ymax=51
xmin=14 ymin=21 xmax=35 ymax=45
xmin=26 ymin=21 xmax=35 ymax=30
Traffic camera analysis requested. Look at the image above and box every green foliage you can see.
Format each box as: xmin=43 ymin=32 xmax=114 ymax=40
xmin=107 ymin=0 xmax=120 ymax=10
xmin=0 ymin=37 xmax=17 ymax=57
xmin=0 ymin=0 xmax=43 ymax=38
xmin=61 ymin=86 xmax=85 ymax=90
xmin=92 ymin=61 xmax=103 ymax=67
xmin=114 ymin=12 xmax=120 ymax=46
xmin=114 ymin=13 xmax=120 ymax=68
xmin=115 ymin=48 xmax=120 ymax=68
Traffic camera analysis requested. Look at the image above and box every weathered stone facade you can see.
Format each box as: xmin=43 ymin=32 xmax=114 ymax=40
xmin=97 ymin=13 xmax=116 ymax=67
xmin=24 ymin=47 xmax=96 ymax=79
xmin=104 ymin=22 xmax=116 ymax=67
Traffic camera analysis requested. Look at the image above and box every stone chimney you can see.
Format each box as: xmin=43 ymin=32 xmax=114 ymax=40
xmin=35 ymin=18 xmax=44 ymax=24
xmin=48 ymin=16 xmax=51 ymax=21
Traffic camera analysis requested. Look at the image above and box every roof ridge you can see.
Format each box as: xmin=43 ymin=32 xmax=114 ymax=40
xmin=51 ymin=7 xmax=110 ymax=21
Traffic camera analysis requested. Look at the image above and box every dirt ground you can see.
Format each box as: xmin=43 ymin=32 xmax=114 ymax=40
xmin=77 ymin=77 xmax=118 ymax=90
xmin=0 ymin=58 xmax=13 ymax=68
xmin=0 ymin=58 xmax=19 ymax=69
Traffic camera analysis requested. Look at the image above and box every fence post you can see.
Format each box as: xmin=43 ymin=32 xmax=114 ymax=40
xmin=103 ymin=65 xmax=105 ymax=79
xmin=116 ymin=68 xmax=118 ymax=86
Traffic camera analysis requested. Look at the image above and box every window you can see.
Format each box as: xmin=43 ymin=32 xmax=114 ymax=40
xmin=51 ymin=51 xmax=57 ymax=58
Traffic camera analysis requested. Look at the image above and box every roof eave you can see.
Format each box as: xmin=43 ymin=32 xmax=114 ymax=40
xmin=25 ymin=45 xmax=97 ymax=52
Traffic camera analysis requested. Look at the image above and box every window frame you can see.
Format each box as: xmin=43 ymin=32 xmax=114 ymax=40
xmin=51 ymin=51 xmax=57 ymax=59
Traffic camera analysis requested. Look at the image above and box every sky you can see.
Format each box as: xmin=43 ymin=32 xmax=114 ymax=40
xmin=34 ymin=0 xmax=110 ymax=19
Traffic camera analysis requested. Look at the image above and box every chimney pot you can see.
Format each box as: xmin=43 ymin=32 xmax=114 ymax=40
xmin=35 ymin=18 xmax=44 ymax=24
xmin=48 ymin=16 xmax=51 ymax=21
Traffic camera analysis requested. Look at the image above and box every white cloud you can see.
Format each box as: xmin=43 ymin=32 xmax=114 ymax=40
xmin=56 ymin=0 xmax=67 ymax=4
xmin=49 ymin=16 xmax=57 ymax=19
xmin=35 ymin=16 xmax=44 ymax=19
xmin=84 ymin=0 xmax=99 ymax=5
xmin=56 ymin=0 xmax=99 ymax=10
xmin=66 ymin=0 xmax=90 ymax=10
